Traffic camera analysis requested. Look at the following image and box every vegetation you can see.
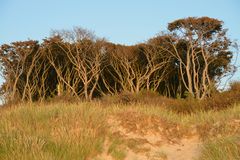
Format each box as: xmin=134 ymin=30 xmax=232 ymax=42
xmin=0 ymin=17 xmax=237 ymax=103
xmin=0 ymin=16 xmax=239 ymax=159
xmin=199 ymin=136 xmax=240 ymax=160
xmin=0 ymin=103 xmax=107 ymax=160
xmin=0 ymin=100 xmax=240 ymax=159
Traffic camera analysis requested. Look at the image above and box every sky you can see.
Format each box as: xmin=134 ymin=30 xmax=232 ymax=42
xmin=0 ymin=0 xmax=240 ymax=86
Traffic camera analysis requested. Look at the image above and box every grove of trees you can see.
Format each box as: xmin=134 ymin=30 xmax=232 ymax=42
xmin=0 ymin=17 xmax=237 ymax=103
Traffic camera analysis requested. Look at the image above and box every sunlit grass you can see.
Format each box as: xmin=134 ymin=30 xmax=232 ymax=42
xmin=0 ymin=102 xmax=239 ymax=159
xmin=198 ymin=136 xmax=240 ymax=160
xmin=107 ymin=138 xmax=126 ymax=160
xmin=0 ymin=102 xmax=107 ymax=160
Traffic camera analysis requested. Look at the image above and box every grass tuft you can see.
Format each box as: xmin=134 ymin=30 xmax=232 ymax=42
xmin=0 ymin=103 xmax=107 ymax=160
xmin=198 ymin=136 xmax=240 ymax=160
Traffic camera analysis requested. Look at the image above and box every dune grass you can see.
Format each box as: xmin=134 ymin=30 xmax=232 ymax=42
xmin=0 ymin=102 xmax=107 ymax=160
xmin=198 ymin=136 xmax=240 ymax=160
xmin=0 ymin=102 xmax=239 ymax=159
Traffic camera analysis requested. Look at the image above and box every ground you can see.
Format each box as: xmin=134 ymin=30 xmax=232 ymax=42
xmin=0 ymin=102 xmax=240 ymax=160
xmin=96 ymin=111 xmax=201 ymax=160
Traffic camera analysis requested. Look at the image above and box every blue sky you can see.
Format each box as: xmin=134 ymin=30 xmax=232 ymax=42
xmin=0 ymin=0 xmax=240 ymax=85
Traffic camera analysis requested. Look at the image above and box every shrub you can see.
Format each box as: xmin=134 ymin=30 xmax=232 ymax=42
xmin=101 ymin=92 xmax=138 ymax=105
xmin=101 ymin=90 xmax=170 ymax=106
xmin=229 ymin=81 xmax=240 ymax=92
xmin=167 ymin=98 xmax=202 ymax=114
xmin=202 ymin=82 xmax=240 ymax=111
xmin=101 ymin=82 xmax=240 ymax=114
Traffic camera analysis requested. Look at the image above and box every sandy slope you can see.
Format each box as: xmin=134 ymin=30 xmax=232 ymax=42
xmin=96 ymin=111 xmax=201 ymax=160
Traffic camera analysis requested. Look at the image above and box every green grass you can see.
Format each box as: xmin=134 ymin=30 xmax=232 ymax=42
xmin=0 ymin=102 xmax=240 ymax=159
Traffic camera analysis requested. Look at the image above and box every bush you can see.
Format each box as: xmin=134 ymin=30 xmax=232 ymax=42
xmin=202 ymin=82 xmax=240 ymax=111
xmin=167 ymin=98 xmax=201 ymax=114
xmin=101 ymin=90 xmax=170 ymax=106
xmin=171 ymin=82 xmax=240 ymax=113
xmin=46 ymin=94 xmax=80 ymax=104
xmin=101 ymin=82 xmax=240 ymax=114
xmin=101 ymin=92 xmax=137 ymax=105
xmin=230 ymin=81 xmax=240 ymax=92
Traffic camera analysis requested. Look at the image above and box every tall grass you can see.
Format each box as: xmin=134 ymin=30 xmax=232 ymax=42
xmin=0 ymin=103 xmax=107 ymax=160
xmin=198 ymin=136 xmax=240 ymax=160
xmin=0 ymin=101 xmax=240 ymax=159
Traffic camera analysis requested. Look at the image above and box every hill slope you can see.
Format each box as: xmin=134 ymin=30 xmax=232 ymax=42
xmin=0 ymin=102 xmax=240 ymax=160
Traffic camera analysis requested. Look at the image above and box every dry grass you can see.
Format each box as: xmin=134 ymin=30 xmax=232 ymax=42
xmin=0 ymin=102 xmax=107 ymax=160
xmin=0 ymin=100 xmax=240 ymax=159
xmin=198 ymin=136 xmax=240 ymax=160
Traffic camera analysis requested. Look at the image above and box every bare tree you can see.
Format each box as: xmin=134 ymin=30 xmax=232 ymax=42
xmin=106 ymin=44 xmax=171 ymax=93
xmin=21 ymin=48 xmax=43 ymax=102
xmin=34 ymin=61 xmax=51 ymax=102
xmin=50 ymin=27 xmax=105 ymax=101
xmin=45 ymin=39 xmax=80 ymax=99
xmin=142 ymin=44 xmax=172 ymax=92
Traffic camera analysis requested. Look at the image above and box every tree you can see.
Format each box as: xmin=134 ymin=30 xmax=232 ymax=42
xmin=49 ymin=27 xmax=106 ymax=101
xmin=0 ymin=40 xmax=41 ymax=102
xmin=0 ymin=18 xmax=236 ymax=104
xmin=161 ymin=17 xmax=234 ymax=99
xmin=104 ymin=43 xmax=171 ymax=93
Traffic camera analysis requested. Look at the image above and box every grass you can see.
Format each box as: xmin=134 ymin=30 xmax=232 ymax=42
xmin=198 ymin=136 xmax=240 ymax=160
xmin=154 ymin=151 xmax=168 ymax=160
xmin=0 ymin=101 xmax=240 ymax=159
xmin=107 ymin=139 xmax=126 ymax=160
xmin=0 ymin=102 xmax=107 ymax=160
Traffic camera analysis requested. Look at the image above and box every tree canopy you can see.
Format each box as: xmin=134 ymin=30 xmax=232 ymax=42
xmin=0 ymin=17 xmax=237 ymax=103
